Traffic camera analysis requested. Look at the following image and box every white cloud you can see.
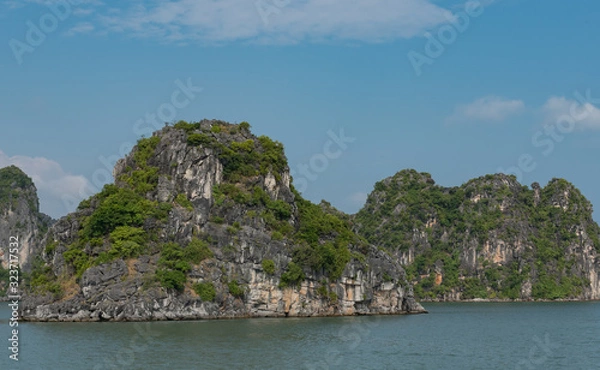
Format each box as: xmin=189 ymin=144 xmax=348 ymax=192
xmin=73 ymin=8 xmax=95 ymax=16
xmin=542 ymin=96 xmax=600 ymax=131
xmin=446 ymin=96 xmax=525 ymax=124
xmin=103 ymin=0 xmax=454 ymax=43
xmin=6 ymin=0 xmax=455 ymax=44
xmin=0 ymin=151 xmax=92 ymax=219
xmin=64 ymin=21 xmax=94 ymax=36
xmin=4 ymin=0 xmax=102 ymax=7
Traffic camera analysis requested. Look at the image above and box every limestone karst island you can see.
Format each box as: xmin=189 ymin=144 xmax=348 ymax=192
xmin=1 ymin=120 xmax=599 ymax=322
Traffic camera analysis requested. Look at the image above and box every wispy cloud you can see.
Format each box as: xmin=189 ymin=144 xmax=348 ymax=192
xmin=64 ymin=21 xmax=94 ymax=36
xmin=73 ymin=8 xmax=95 ymax=17
xmin=446 ymin=96 xmax=525 ymax=124
xmin=542 ymin=96 xmax=600 ymax=131
xmin=6 ymin=0 xmax=456 ymax=44
xmin=4 ymin=0 xmax=102 ymax=8
xmin=0 ymin=150 xmax=91 ymax=219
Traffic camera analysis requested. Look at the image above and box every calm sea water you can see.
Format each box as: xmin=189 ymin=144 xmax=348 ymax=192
xmin=0 ymin=302 xmax=598 ymax=370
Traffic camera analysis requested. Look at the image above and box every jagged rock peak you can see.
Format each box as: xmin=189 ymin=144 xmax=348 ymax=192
xmin=0 ymin=165 xmax=53 ymax=272
xmin=383 ymin=169 xmax=436 ymax=186
xmin=0 ymin=165 xmax=38 ymax=213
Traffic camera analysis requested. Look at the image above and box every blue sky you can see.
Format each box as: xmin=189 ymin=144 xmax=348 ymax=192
xmin=1 ymin=0 xmax=599 ymax=221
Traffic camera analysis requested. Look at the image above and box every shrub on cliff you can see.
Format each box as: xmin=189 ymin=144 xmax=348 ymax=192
xmin=0 ymin=165 xmax=36 ymax=211
xmin=28 ymin=259 xmax=63 ymax=298
xmin=108 ymin=226 xmax=147 ymax=258
xmin=0 ymin=267 xmax=9 ymax=296
xmin=227 ymin=280 xmax=245 ymax=298
xmin=184 ymin=239 xmax=213 ymax=264
xmin=193 ymin=282 xmax=216 ymax=301
xmin=262 ymin=259 xmax=276 ymax=275
xmin=175 ymin=193 xmax=194 ymax=211
xmin=239 ymin=121 xmax=251 ymax=131
xmin=156 ymin=269 xmax=187 ymax=292
xmin=279 ymin=262 xmax=305 ymax=288
xmin=80 ymin=183 xmax=171 ymax=241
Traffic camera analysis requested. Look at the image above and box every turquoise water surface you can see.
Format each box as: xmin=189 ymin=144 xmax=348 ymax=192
xmin=0 ymin=302 xmax=598 ymax=369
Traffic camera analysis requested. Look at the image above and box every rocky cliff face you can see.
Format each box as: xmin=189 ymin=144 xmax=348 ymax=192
xmin=355 ymin=170 xmax=600 ymax=301
xmin=0 ymin=166 xmax=52 ymax=271
xmin=21 ymin=121 xmax=425 ymax=321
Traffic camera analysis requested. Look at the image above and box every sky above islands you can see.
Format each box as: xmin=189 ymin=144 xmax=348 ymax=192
xmin=1 ymin=0 xmax=599 ymax=221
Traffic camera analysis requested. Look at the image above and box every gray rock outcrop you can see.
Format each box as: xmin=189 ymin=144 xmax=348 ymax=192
xmin=20 ymin=121 xmax=426 ymax=321
xmin=355 ymin=170 xmax=600 ymax=301
xmin=0 ymin=165 xmax=53 ymax=271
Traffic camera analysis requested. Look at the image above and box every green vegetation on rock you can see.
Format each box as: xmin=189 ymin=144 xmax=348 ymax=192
xmin=175 ymin=193 xmax=194 ymax=211
xmin=81 ymin=185 xmax=169 ymax=239
xmin=262 ymin=259 xmax=276 ymax=275
xmin=184 ymin=238 xmax=214 ymax=264
xmin=156 ymin=242 xmax=190 ymax=291
xmin=156 ymin=269 xmax=187 ymax=292
xmin=193 ymin=282 xmax=216 ymax=301
xmin=29 ymin=258 xmax=63 ymax=298
xmin=177 ymin=120 xmax=287 ymax=182
xmin=0 ymin=165 xmax=37 ymax=211
xmin=29 ymin=119 xmax=598 ymax=307
xmin=119 ymin=136 xmax=162 ymax=194
xmin=0 ymin=267 xmax=9 ymax=296
xmin=108 ymin=226 xmax=147 ymax=258
xmin=356 ymin=170 xmax=600 ymax=300
xmin=279 ymin=262 xmax=305 ymax=288
xmin=227 ymin=280 xmax=245 ymax=298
